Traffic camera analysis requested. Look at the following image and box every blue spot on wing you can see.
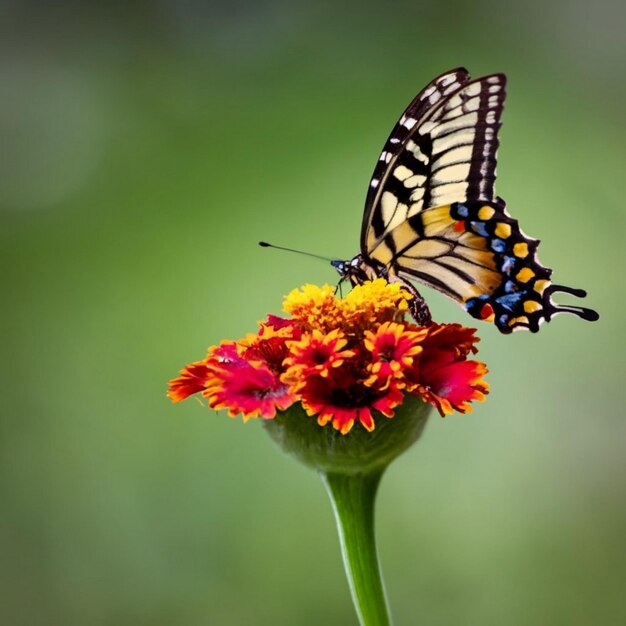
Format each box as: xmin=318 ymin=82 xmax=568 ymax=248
xmin=456 ymin=203 xmax=469 ymax=218
xmin=495 ymin=291 xmax=524 ymax=311
xmin=470 ymin=221 xmax=489 ymax=237
xmin=502 ymin=256 xmax=516 ymax=274
xmin=491 ymin=238 xmax=506 ymax=253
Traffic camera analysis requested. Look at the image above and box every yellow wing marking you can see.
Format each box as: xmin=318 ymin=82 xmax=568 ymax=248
xmin=369 ymin=205 xmax=502 ymax=304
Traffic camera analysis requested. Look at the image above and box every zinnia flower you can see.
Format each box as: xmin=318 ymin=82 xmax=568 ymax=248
xmin=167 ymin=279 xmax=492 ymax=626
xmin=168 ymin=279 xmax=489 ymax=434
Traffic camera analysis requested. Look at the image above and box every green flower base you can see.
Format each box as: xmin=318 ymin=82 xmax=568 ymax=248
xmin=263 ymin=395 xmax=431 ymax=474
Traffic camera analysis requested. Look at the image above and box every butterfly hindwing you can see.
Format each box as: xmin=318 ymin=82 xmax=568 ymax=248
xmin=381 ymin=198 xmax=546 ymax=332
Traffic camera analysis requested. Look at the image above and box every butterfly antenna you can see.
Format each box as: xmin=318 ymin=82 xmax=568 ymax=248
xmin=259 ymin=241 xmax=335 ymax=263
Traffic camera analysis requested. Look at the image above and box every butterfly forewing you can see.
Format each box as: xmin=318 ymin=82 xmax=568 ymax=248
xmin=424 ymin=74 xmax=506 ymax=207
xmin=363 ymin=73 xmax=506 ymax=255
xmin=361 ymin=68 xmax=471 ymax=250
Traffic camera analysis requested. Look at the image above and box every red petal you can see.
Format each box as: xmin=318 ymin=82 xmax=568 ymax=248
xmin=167 ymin=361 xmax=211 ymax=402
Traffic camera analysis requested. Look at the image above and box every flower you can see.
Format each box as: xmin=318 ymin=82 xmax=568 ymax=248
xmin=404 ymin=324 xmax=489 ymax=416
xmin=283 ymin=328 xmax=355 ymax=381
xmin=295 ymin=365 xmax=405 ymax=434
xmin=204 ymin=343 xmax=296 ymax=420
xmin=168 ymin=280 xmax=489 ymax=433
xmin=363 ymin=321 xmax=427 ymax=389
xmin=167 ymin=360 xmax=211 ymax=403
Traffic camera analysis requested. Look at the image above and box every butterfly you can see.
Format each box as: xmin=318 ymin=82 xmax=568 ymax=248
xmin=331 ymin=68 xmax=599 ymax=333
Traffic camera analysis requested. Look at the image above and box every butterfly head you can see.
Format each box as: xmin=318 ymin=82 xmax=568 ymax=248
xmin=330 ymin=259 xmax=347 ymax=273
xmin=331 ymin=255 xmax=383 ymax=286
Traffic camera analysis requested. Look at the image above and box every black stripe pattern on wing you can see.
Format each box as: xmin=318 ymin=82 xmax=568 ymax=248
xmin=364 ymin=74 xmax=507 ymax=259
xmin=362 ymin=68 xmax=471 ymax=249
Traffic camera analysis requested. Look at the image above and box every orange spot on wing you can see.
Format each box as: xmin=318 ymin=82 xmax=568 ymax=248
xmin=523 ymin=300 xmax=541 ymax=314
xmin=453 ymin=220 xmax=466 ymax=233
xmin=480 ymin=303 xmax=495 ymax=321
xmin=516 ymin=267 xmax=535 ymax=283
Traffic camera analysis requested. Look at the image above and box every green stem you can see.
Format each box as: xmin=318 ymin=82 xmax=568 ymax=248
xmin=322 ymin=469 xmax=391 ymax=626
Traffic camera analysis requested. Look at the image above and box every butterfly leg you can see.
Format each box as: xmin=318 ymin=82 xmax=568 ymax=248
xmin=334 ymin=278 xmax=347 ymax=297
xmin=388 ymin=275 xmax=432 ymax=326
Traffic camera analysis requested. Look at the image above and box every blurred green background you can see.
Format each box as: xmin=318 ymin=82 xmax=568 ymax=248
xmin=2 ymin=1 xmax=625 ymax=624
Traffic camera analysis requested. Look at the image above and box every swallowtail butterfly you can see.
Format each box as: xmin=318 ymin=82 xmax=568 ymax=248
xmin=332 ymin=68 xmax=599 ymax=333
